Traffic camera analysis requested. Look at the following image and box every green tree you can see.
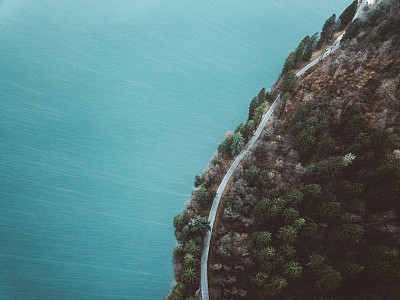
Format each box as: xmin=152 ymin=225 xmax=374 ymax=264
xmin=167 ymin=282 xmax=185 ymax=300
xmin=218 ymin=134 xmax=234 ymax=157
xmin=251 ymin=231 xmax=272 ymax=248
xmin=282 ymin=208 xmax=300 ymax=225
xmin=242 ymin=120 xmax=255 ymax=141
xmin=296 ymin=125 xmax=316 ymax=155
xmin=189 ymin=216 xmax=210 ymax=235
xmin=342 ymin=263 xmax=364 ymax=280
xmin=258 ymin=88 xmax=266 ymax=103
xmin=317 ymin=14 xmax=337 ymax=48
xmin=248 ymin=97 xmax=260 ymax=121
xmin=310 ymin=253 xmax=325 ymax=269
xmin=184 ymin=253 xmax=198 ymax=267
xmin=259 ymin=246 xmax=277 ymax=272
xmin=314 ymin=156 xmax=346 ymax=180
xmin=255 ymin=272 xmax=270 ymax=288
xmin=277 ymin=226 xmax=298 ymax=243
xmin=196 ymin=186 xmax=213 ymax=209
xmin=284 ymin=261 xmax=303 ymax=280
xmin=335 ymin=224 xmax=364 ymax=246
xmin=279 ymin=244 xmax=296 ymax=258
xmin=281 ymin=70 xmax=298 ymax=95
xmin=185 ymin=239 xmax=202 ymax=256
xmin=194 ymin=174 xmax=203 ymax=187
xmin=318 ymin=202 xmax=341 ymax=219
xmin=253 ymin=197 xmax=285 ymax=224
xmin=284 ymin=189 xmax=304 ymax=206
xmin=300 ymin=184 xmax=321 ymax=199
xmin=303 ymin=33 xmax=318 ymax=61
xmin=182 ymin=267 xmax=198 ymax=284
xmin=314 ymin=266 xmax=342 ymax=292
xmin=265 ymin=276 xmax=287 ymax=296
xmin=253 ymin=101 xmax=269 ymax=124
xmin=338 ymin=0 xmax=358 ymax=30
xmin=282 ymin=52 xmax=296 ymax=75
xmin=230 ymin=132 xmax=245 ymax=155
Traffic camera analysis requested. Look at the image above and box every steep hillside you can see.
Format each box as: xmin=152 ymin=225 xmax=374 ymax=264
xmin=208 ymin=2 xmax=400 ymax=299
xmin=168 ymin=1 xmax=400 ymax=299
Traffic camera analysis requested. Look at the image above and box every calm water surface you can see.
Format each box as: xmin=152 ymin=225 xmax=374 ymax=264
xmin=0 ymin=0 xmax=350 ymax=298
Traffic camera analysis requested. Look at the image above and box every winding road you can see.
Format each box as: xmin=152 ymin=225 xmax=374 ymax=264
xmin=200 ymin=2 xmax=369 ymax=298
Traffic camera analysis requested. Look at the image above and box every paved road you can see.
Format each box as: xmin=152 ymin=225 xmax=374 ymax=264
xmin=200 ymin=2 xmax=369 ymax=298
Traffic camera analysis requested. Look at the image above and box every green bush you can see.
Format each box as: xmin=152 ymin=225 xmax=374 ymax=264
xmin=185 ymin=239 xmax=202 ymax=256
xmin=318 ymin=137 xmax=335 ymax=155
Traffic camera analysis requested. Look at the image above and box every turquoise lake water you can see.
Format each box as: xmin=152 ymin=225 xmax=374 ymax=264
xmin=0 ymin=0 xmax=350 ymax=299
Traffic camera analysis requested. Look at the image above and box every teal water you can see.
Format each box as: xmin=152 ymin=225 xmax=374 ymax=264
xmin=0 ymin=1 xmax=350 ymax=299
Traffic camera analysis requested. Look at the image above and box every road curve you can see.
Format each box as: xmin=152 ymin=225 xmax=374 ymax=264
xmin=200 ymin=2 xmax=368 ymax=298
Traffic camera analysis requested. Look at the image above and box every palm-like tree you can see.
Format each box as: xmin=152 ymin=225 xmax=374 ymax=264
xmin=182 ymin=267 xmax=198 ymax=284
xmin=230 ymin=132 xmax=244 ymax=155
xmin=184 ymin=253 xmax=198 ymax=267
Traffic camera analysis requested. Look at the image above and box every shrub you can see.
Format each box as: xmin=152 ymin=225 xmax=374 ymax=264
xmin=218 ymin=134 xmax=234 ymax=157
xmin=280 ymin=92 xmax=290 ymax=105
xmin=242 ymin=120 xmax=255 ymax=141
xmin=194 ymin=174 xmax=203 ymax=187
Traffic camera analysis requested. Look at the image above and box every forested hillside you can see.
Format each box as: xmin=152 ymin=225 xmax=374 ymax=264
xmin=169 ymin=1 xmax=400 ymax=299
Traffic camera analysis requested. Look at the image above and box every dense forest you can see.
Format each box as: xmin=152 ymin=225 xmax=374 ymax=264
xmin=168 ymin=0 xmax=400 ymax=299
